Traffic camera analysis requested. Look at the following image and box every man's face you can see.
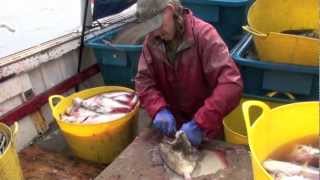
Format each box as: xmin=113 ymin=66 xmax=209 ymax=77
xmin=153 ymin=6 xmax=176 ymax=41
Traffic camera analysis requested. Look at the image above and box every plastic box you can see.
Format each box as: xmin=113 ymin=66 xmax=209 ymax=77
xmin=85 ymin=27 xmax=143 ymax=87
xmin=181 ymin=0 xmax=251 ymax=48
xmin=231 ymin=34 xmax=319 ymax=102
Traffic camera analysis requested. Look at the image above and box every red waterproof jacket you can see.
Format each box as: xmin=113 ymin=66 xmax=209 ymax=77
xmin=135 ymin=10 xmax=243 ymax=139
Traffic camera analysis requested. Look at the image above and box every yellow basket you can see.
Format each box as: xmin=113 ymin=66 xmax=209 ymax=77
xmin=49 ymin=86 xmax=140 ymax=164
xmin=243 ymin=0 xmax=319 ymax=66
xmin=0 ymin=122 xmax=24 ymax=180
xmin=242 ymin=101 xmax=319 ymax=180
xmin=223 ymin=97 xmax=286 ymax=145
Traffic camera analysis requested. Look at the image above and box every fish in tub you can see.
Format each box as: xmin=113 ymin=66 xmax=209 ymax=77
xmin=61 ymin=91 xmax=138 ymax=124
xmin=263 ymin=135 xmax=319 ymax=180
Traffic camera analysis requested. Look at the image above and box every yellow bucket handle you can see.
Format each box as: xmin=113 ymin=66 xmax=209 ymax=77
xmin=0 ymin=122 xmax=19 ymax=147
xmin=11 ymin=122 xmax=18 ymax=138
xmin=48 ymin=95 xmax=65 ymax=113
xmin=0 ymin=122 xmax=18 ymax=138
xmin=11 ymin=122 xmax=18 ymax=146
xmin=242 ymin=101 xmax=271 ymax=137
xmin=242 ymin=25 xmax=267 ymax=37
xmin=266 ymin=91 xmax=296 ymax=101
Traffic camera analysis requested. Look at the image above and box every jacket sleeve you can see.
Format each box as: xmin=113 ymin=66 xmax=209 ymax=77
xmin=194 ymin=25 xmax=243 ymax=139
xmin=135 ymin=40 xmax=168 ymax=119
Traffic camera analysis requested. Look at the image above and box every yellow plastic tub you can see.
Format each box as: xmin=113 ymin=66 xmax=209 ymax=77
xmin=242 ymin=101 xmax=319 ymax=180
xmin=0 ymin=122 xmax=24 ymax=180
xmin=243 ymin=0 xmax=319 ymax=66
xmin=49 ymin=86 xmax=140 ymax=164
xmin=223 ymin=97 xmax=286 ymax=145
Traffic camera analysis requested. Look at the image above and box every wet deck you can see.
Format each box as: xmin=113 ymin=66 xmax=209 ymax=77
xmin=19 ymin=145 xmax=105 ymax=180
xmin=19 ymin=125 xmax=106 ymax=180
xmin=18 ymin=109 xmax=151 ymax=180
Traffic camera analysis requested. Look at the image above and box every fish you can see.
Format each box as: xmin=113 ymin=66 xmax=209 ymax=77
xmin=274 ymin=173 xmax=312 ymax=180
xmin=105 ymin=92 xmax=138 ymax=113
xmin=75 ymin=97 xmax=129 ymax=114
xmin=159 ymin=131 xmax=200 ymax=179
xmin=62 ymin=91 xmax=138 ymax=124
xmin=75 ymin=92 xmax=137 ymax=114
xmin=191 ymin=149 xmax=228 ymax=178
xmin=263 ymin=160 xmax=320 ymax=180
xmin=287 ymin=145 xmax=320 ymax=167
xmin=101 ymin=92 xmax=133 ymax=98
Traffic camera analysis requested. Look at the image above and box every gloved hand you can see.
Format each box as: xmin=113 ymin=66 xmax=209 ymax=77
xmin=180 ymin=120 xmax=203 ymax=146
xmin=153 ymin=108 xmax=176 ymax=136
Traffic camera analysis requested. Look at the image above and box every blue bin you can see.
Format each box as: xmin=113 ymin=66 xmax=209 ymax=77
xmin=93 ymin=0 xmax=136 ymax=20
xmin=85 ymin=27 xmax=143 ymax=87
xmin=231 ymin=34 xmax=319 ymax=102
xmin=181 ymin=0 xmax=251 ymax=48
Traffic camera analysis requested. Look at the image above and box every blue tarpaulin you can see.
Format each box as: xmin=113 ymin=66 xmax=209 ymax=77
xmin=93 ymin=0 xmax=136 ymax=20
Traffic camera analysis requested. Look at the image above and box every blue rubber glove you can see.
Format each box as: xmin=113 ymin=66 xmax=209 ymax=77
xmin=153 ymin=108 xmax=176 ymax=136
xmin=180 ymin=120 xmax=203 ymax=146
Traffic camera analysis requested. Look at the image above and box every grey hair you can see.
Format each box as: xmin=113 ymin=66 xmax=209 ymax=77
xmin=169 ymin=0 xmax=184 ymax=39
xmin=168 ymin=0 xmax=182 ymax=7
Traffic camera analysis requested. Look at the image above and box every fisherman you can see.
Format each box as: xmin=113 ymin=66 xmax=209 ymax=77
xmin=135 ymin=0 xmax=243 ymax=146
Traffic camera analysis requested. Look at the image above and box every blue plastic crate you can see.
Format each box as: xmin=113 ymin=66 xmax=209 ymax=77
xmin=85 ymin=27 xmax=143 ymax=87
xmin=231 ymin=34 xmax=319 ymax=102
xmin=181 ymin=0 xmax=251 ymax=48
xmin=93 ymin=0 xmax=136 ymax=20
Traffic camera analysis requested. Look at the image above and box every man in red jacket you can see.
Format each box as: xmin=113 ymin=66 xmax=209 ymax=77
xmin=135 ymin=0 xmax=243 ymax=146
